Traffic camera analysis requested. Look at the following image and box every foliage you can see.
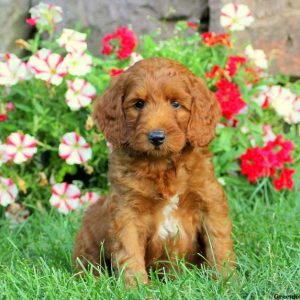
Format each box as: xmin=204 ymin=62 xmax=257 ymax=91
xmin=0 ymin=2 xmax=299 ymax=218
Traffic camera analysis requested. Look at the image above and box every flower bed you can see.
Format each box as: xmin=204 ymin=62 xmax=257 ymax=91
xmin=0 ymin=2 xmax=299 ymax=219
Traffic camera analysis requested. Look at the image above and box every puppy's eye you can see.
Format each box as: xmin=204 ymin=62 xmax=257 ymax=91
xmin=171 ymin=100 xmax=181 ymax=109
xmin=134 ymin=100 xmax=145 ymax=109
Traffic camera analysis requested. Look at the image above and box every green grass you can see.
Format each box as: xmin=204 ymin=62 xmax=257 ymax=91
xmin=0 ymin=181 xmax=299 ymax=299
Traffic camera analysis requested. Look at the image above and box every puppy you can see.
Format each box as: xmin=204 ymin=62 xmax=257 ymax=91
xmin=73 ymin=57 xmax=235 ymax=284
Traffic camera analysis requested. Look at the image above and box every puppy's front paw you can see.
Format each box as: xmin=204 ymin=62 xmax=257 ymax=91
xmin=123 ymin=269 xmax=149 ymax=288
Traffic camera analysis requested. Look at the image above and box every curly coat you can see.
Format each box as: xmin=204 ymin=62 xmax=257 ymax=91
xmin=73 ymin=57 xmax=235 ymax=284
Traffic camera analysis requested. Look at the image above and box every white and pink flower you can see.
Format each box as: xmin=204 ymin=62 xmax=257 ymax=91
xmin=220 ymin=3 xmax=254 ymax=31
xmin=268 ymin=86 xmax=300 ymax=124
xmin=0 ymin=141 xmax=9 ymax=166
xmin=59 ymin=132 xmax=92 ymax=165
xmin=6 ymin=132 xmax=37 ymax=164
xmin=65 ymin=79 xmax=96 ymax=111
xmin=0 ymin=177 xmax=18 ymax=207
xmin=29 ymin=3 xmax=62 ymax=29
xmin=253 ymin=85 xmax=300 ymax=123
xmin=49 ymin=182 xmax=80 ymax=214
xmin=129 ymin=52 xmax=143 ymax=67
xmin=80 ymin=191 xmax=101 ymax=205
xmin=0 ymin=54 xmax=29 ymax=86
xmin=63 ymin=52 xmax=92 ymax=76
xmin=57 ymin=29 xmax=87 ymax=53
xmin=245 ymin=45 xmax=268 ymax=69
xmin=28 ymin=48 xmax=67 ymax=85
xmin=253 ymin=86 xmax=270 ymax=108
xmin=262 ymin=124 xmax=276 ymax=145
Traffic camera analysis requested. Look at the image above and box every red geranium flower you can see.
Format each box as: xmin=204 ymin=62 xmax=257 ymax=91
xmin=273 ymin=168 xmax=295 ymax=191
xmin=264 ymin=135 xmax=294 ymax=169
xmin=202 ymin=32 xmax=231 ymax=47
xmin=215 ymin=78 xmax=247 ymax=119
xmin=240 ymin=135 xmax=295 ymax=188
xmin=240 ymin=147 xmax=268 ymax=183
xmin=226 ymin=55 xmax=247 ymax=77
xmin=215 ymin=33 xmax=232 ymax=47
xmin=205 ymin=65 xmax=225 ymax=79
xmin=101 ymin=26 xmax=137 ymax=60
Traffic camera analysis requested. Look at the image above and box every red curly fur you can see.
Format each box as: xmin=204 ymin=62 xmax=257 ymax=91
xmin=73 ymin=57 xmax=235 ymax=284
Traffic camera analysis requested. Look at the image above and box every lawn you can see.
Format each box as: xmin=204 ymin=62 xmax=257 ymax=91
xmin=1 ymin=179 xmax=299 ymax=300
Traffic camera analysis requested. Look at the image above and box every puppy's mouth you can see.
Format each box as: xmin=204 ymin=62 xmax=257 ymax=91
xmin=127 ymin=131 xmax=186 ymax=157
xmin=154 ymin=145 xmax=163 ymax=150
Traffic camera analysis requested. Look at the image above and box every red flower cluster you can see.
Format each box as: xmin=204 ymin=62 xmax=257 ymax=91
xmin=205 ymin=55 xmax=250 ymax=120
xmin=273 ymin=169 xmax=295 ymax=191
xmin=102 ymin=26 xmax=137 ymax=60
xmin=201 ymin=32 xmax=231 ymax=47
xmin=226 ymin=56 xmax=247 ymax=77
xmin=215 ymin=78 xmax=247 ymax=120
xmin=205 ymin=65 xmax=225 ymax=79
xmin=206 ymin=56 xmax=246 ymax=79
xmin=240 ymin=135 xmax=295 ymax=191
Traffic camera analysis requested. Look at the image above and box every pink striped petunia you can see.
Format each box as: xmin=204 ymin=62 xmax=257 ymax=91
xmin=0 ymin=141 xmax=9 ymax=166
xmin=0 ymin=54 xmax=29 ymax=86
xmin=0 ymin=177 xmax=18 ymax=207
xmin=49 ymin=182 xmax=80 ymax=214
xmin=262 ymin=124 xmax=276 ymax=145
xmin=80 ymin=191 xmax=101 ymax=205
xmin=63 ymin=52 xmax=92 ymax=76
xmin=6 ymin=132 xmax=37 ymax=164
xmin=57 ymin=29 xmax=87 ymax=53
xmin=65 ymin=79 xmax=96 ymax=111
xmin=220 ymin=3 xmax=254 ymax=31
xmin=29 ymin=3 xmax=62 ymax=28
xmin=27 ymin=48 xmax=67 ymax=85
xmin=59 ymin=132 xmax=92 ymax=165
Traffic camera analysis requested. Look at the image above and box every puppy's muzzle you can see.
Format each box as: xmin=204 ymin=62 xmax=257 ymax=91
xmin=148 ymin=130 xmax=165 ymax=147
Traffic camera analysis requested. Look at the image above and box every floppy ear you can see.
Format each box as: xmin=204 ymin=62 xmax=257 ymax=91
xmin=187 ymin=76 xmax=221 ymax=147
xmin=92 ymin=74 xmax=127 ymax=148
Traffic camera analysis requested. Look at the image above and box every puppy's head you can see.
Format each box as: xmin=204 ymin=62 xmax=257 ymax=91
xmin=93 ymin=58 xmax=220 ymax=156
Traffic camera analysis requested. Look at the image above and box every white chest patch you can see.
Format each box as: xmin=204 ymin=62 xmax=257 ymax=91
xmin=158 ymin=194 xmax=181 ymax=239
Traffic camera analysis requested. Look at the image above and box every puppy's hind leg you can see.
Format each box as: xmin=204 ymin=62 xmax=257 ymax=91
xmin=72 ymin=227 xmax=104 ymax=276
xmin=72 ymin=199 xmax=110 ymax=276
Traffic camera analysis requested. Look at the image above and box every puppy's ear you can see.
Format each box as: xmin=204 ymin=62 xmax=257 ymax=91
xmin=93 ymin=74 xmax=127 ymax=147
xmin=187 ymin=76 xmax=221 ymax=147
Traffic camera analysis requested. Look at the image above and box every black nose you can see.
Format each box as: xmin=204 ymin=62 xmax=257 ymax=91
xmin=148 ymin=130 xmax=165 ymax=147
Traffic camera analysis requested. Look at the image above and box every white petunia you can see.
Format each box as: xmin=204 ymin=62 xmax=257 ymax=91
xmin=262 ymin=124 xmax=276 ymax=145
xmin=220 ymin=3 xmax=254 ymax=31
xmin=0 ymin=54 xmax=29 ymax=86
xmin=65 ymin=79 xmax=96 ymax=111
xmin=57 ymin=29 xmax=87 ymax=53
xmin=0 ymin=141 xmax=9 ymax=166
xmin=63 ymin=52 xmax=92 ymax=76
xmin=80 ymin=191 xmax=101 ymax=205
xmin=49 ymin=182 xmax=80 ymax=214
xmin=0 ymin=177 xmax=18 ymax=207
xmin=245 ymin=45 xmax=268 ymax=69
xmin=28 ymin=48 xmax=67 ymax=85
xmin=5 ymin=132 xmax=37 ymax=164
xmin=59 ymin=132 xmax=92 ymax=165
xmin=29 ymin=3 xmax=62 ymax=28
